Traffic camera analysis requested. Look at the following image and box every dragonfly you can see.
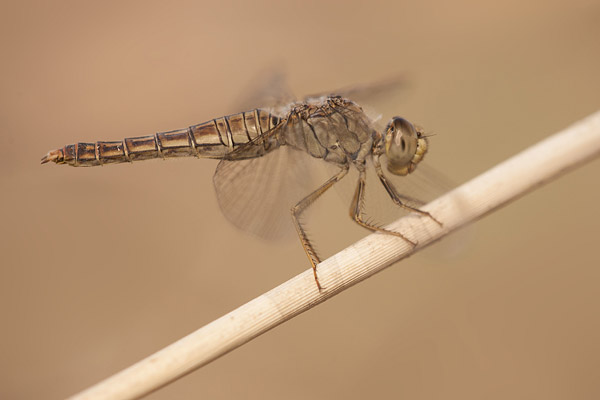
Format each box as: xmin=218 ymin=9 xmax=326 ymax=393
xmin=41 ymin=93 xmax=440 ymax=290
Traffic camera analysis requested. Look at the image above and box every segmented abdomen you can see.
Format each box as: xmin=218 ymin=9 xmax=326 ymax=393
xmin=41 ymin=109 xmax=281 ymax=166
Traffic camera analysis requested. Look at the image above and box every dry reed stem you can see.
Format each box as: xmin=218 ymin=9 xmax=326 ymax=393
xmin=70 ymin=110 xmax=600 ymax=400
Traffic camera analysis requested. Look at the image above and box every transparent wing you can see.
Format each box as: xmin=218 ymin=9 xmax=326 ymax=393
xmin=304 ymin=75 xmax=407 ymax=108
xmin=372 ymin=158 xmax=456 ymax=222
xmin=234 ymin=67 xmax=296 ymax=111
xmin=326 ymin=155 xmax=456 ymax=229
xmin=213 ymin=144 xmax=326 ymax=241
xmin=385 ymin=161 xmax=455 ymax=206
xmin=237 ymin=72 xmax=407 ymax=115
xmin=382 ymin=157 xmax=474 ymax=258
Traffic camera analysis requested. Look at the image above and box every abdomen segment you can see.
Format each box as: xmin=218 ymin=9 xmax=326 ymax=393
xmin=41 ymin=109 xmax=280 ymax=166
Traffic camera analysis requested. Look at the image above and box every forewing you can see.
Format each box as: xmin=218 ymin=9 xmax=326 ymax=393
xmin=328 ymin=157 xmax=457 ymax=228
xmin=305 ymin=75 xmax=407 ymax=109
xmin=234 ymin=68 xmax=296 ymax=111
xmin=385 ymin=161 xmax=455 ymax=207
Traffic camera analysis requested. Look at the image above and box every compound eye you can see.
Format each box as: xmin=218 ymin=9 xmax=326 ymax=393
xmin=385 ymin=117 xmax=418 ymax=172
xmin=398 ymin=134 xmax=407 ymax=151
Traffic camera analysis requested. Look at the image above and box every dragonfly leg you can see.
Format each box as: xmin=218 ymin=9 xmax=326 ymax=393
xmin=291 ymin=165 xmax=350 ymax=290
xmin=373 ymin=156 xmax=442 ymax=226
xmin=350 ymin=164 xmax=418 ymax=246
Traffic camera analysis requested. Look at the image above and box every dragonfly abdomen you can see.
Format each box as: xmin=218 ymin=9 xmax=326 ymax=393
xmin=41 ymin=109 xmax=281 ymax=166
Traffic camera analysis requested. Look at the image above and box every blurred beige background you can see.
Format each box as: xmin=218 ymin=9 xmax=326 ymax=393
xmin=1 ymin=0 xmax=599 ymax=399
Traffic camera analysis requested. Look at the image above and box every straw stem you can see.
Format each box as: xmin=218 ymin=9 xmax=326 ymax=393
xmin=70 ymin=110 xmax=600 ymax=400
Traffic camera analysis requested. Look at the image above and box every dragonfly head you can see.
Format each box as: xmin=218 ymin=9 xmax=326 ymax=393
xmin=384 ymin=117 xmax=428 ymax=176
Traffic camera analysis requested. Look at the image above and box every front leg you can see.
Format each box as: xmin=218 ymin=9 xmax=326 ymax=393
xmin=373 ymin=155 xmax=442 ymax=226
xmin=349 ymin=162 xmax=418 ymax=246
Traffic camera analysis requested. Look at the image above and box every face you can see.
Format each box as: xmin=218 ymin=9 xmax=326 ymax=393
xmin=384 ymin=117 xmax=428 ymax=176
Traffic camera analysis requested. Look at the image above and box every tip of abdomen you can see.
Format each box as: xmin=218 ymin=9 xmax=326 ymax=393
xmin=40 ymin=149 xmax=64 ymax=164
